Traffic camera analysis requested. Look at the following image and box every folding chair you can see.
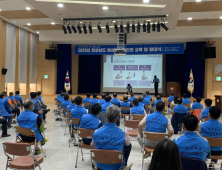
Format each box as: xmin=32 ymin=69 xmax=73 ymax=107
xmin=61 ymin=107 xmax=67 ymax=127
xmin=63 ymin=111 xmax=71 ymax=135
xmin=16 ymin=100 xmax=23 ymax=113
xmin=124 ymin=120 xmax=140 ymax=137
xmin=90 ymin=149 xmax=123 ymax=170
xmin=132 ymin=115 xmax=145 ymax=121
xmin=14 ymin=126 xmax=46 ymax=157
xmin=144 ymin=104 xmax=150 ymax=114
xmin=69 ymin=118 xmax=80 ymax=148
xmin=84 ymin=103 xmax=90 ymax=109
xmin=203 ymin=137 xmax=222 ymax=169
xmin=75 ymin=128 xmax=95 ymax=168
xmin=121 ymin=107 xmax=131 ymax=121
xmin=142 ymin=132 xmax=166 ymax=170
xmin=3 ymin=142 xmax=43 ymax=170
xmin=57 ymin=102 xmax=62 ymax=115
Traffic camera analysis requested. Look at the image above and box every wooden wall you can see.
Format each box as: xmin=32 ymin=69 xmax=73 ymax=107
xmin=0 ymin=18 xmax=6 ymax=92
xmin=71 ymin=47 xmax=79 ymax=94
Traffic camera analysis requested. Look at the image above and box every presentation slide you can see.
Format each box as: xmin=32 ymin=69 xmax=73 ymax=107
xmin=103 ymin=55 xmax=163 ymax=93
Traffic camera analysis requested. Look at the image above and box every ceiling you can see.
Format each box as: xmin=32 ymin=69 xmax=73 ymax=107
xmin=0 ymin=0 xmax=222 ymax=44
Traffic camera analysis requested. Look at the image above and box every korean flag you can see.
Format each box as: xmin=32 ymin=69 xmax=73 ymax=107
xmin=64 ymin=71 xmax=71 ymax=92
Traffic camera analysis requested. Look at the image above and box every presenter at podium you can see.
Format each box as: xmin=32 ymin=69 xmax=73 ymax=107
xmin=151 ymin=75 xmax=160 ymax=96
xmin=126 ymin=84 xmax=132 ymax=95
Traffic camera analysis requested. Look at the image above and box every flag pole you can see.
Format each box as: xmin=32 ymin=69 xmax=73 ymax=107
xmin=190 ymin=92 xmax=193 ymax=99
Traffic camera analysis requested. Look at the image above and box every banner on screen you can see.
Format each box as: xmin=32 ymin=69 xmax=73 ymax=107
xmin=75 ymin=44 xmax=184 ymax=55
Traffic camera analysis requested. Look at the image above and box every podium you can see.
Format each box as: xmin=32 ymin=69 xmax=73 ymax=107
xmin=215 ymin=95 xmax=222 ymax=110
xmin=167 ymin=82 xmax=181 ymax=97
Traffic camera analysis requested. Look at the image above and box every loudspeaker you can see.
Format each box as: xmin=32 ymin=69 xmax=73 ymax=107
xmin=198 ymin=47 xmax=216 ymax=59
xmin=2 ymin=68 xmax=7 ymax=75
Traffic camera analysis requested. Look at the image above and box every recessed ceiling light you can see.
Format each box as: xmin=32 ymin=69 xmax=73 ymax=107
xmin=196 ymin=0 xmax=201 ymax=2
xmin=37 ymin=31 xmax=39 ymax=33
xmin=103 ymin=6 xmax=108 ymax=10
xmin=0 ymin=9 xmax=1 ymax=11
xmin=14 ymin=21 xmax=15 ymax=23
xmin=188 ymin=17 xmax=192 ymax=20
xmin=220 ymin=16 xmax=222 ymax=19
xmin=147 ymin=20 xmax=151 ymax=21
xmin=112 ymin=20 xmax=116 ymax=23
xmin=80 ymin=21 xmax=83 ymax=24
xmin=143 ymin=0 xmax=149 ymax=3
xmin=51 ymin=22 xmax=55 ymax=25
xmin=58 ymin=3 xmax=63 ymax=7
xmin=26 ymin=7 xmax=31 ymax=10
xmin=27 ymin=23 xmax=31 ymax=26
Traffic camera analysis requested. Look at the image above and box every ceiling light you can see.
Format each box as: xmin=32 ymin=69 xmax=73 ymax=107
xmin=143 ymin=0 xmax=149 ymax=3
xmin=126 ymin=22 xmax=130 ymax=33
xmin=112 ymin=20 xmax=116 ymax=23
xmin=114 ymin=23 xmax=119 ymax=33
xmin=196 ymin=0 xmax=201 ymax=2
xmin=51 ymin=22 xmax=55 ymax=25
xmin=88 ymin=23 xmax=93 ymax=34
xmin=27 ymin=23 xmax=31 ymax=26
xmin=157 ymin=22 xmax=160 ymax=32
xmin=72 ymin=25 xmax=77 ymax=33
xmin=220 ymin=16 xmax=222 ymax=19
xmin=58 ymin=3 xmax=63 ymax=7
xmin=67 ymin=24 xmax=72 ymax=34
xmin=147 ymin=20 xmax=151 ymax=21
xmin=26 ymin=7 xmax=31 ymax=10
xmin=77 ymin=24 xmax=82 ymax=34
xmin=0 ymin=9 xmax=1 ymax=11
xmin=62 ymin=24 xmax=67 ymax=34
xmin=132 ymin=22 xmax=135 ymax=32
xmin=37 ymin=31 xmax=39 ymax=33
xmin=103 ymin=6 xmax=108 ymax=10
xmin=97 ymin=23 xmax=102 ymax=33
xmin=143 ymin=23 xmax=146 ymax=32
xmin=160 ymin=23 xmax=168 ymax=31
xmin=120 ymin=24 xmax=124 ymax=33
xmin=80 ymin=21 xmax=83 ymax=24
xmin=106 ymin=23 xmax=110 ymax=33
xmin=14 ymin=21 xmax=15 ymax=23
xmin=83 ymin=24 xmax=87 ymax=34
xmin=147 ymin=22 xmax=150 ymax=33
xmin=188 ymin=17 xmax=192 ymax=20
xmin=152 ymin=23 xmax=156 ymax=31
xmin=137 ymin=22 xmax=141 ymax=33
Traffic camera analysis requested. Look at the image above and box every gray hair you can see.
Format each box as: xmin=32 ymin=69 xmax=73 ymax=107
xmin=71 ymin=97 xmax=75 ymax=103
xmin=143 ymin=93 xmax=146 ymax=97
xmin=106 ymin=105 xmax=120 ymax=122
xmin=138 ymin=96 xmax=143 ymax=102
xmin=24 ymin=99 xmax=33 ymax=109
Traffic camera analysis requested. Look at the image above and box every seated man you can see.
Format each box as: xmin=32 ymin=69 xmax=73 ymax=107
xmin=57 ymin=90 xmax=63 ymax=99
xmin=91 ymin=105 xmax=132 ymax=170
xmin=128 ymin=93 xmax=135 ymax=103
xmin=199 ymin=99 xmax=212 ymax=122
xmin=182 ymin=93 xmax=191 ymax=105
xmin=37 ymin=91 xmax=47 ymax=109
xmin=146 ymin=91 xmax=152 ymax=101
xmin=138 ymin=96 xmax=144 ymax=108
xmin=61 ymin=93 xmax=72 ymax=116
xmin=137 ymin=101 xmax=174 ymax=158
xmin=173 ymin=98 xmax=188 ymax=113
xmin=80 ymin=103 xmax=103 ymax=145
xmin=98 ymin=94 xmax=105 ymax=105
xmin=67 ymin=97 xmax=76 ymax=112
xmin=90 ymin=93 xmax=99 ymax=105
xmin=175 ymin=114 xmax=210 ymax=162
xmin=142 ymin=93 xmax=150 ymax=105
xmin=131 ymin=98 xmax=146 ymax=115
xmin=83 ymin=93 xmax=91 ymax=109
xmin=167 ymin=92 xmax=174 ymax=104
xmin=0 ymin=116 xmax=10 ymax=137
xmin=14 ymin=91 xmax=23 ymax=106
xmin=153 ymin=95 xmax=164 ymax=107
xmin=57 ymin=93 xmax=65 ymax=103
xmin=101 ymin=95 xmax=113 ymax=113
xmin=7 ymin=92 xmax=20 ymax=118
xmin=192 ymin=96 xmax=203 ymax=110
xmin=17 ymin=99 xmax=48 ymax=155
xmin=111 ymin=93 xmax=120 ymax=106
xmin=120 ymin=95 xmax=132 ymax=114
xmin=199 ymin=106 xmax=222 ymax=169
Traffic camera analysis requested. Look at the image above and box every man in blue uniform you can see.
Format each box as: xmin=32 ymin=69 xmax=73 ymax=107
xmin=101 ymin=95 xmax=113 ymax=113
xmin=83 ymin=93 xmax=91 ymax=109
xmin=57 ymin=93 xmax=65 ymax=103
xmin=173 ymin=98 xmax=188 ymax=113
xmin=67 ymin=97 xmax=76 ymax=112
xmin=80 ymin=103 xmax=103 ymax=145
xmin=0 ymin=115 xmax=10 ymax=137
xmin=128 ymin=93 xmax=135 ymax=103
xmin=111 ymin=93 xmax=120 ymax=106
xmin=17 ymin=99 xmax=48 ymax=155
xmin=182 ymin=93 xmax=191 ymax=105
xmin=137 ymin=101 xmax=174 ymax=158
xmin=199 ymin=106 xmax=222 ymax=169
xmin=138 ymin=96 xmax=144 ymax=108
xmin=153 ymin=95 xmax=164 ymax=107
xmin=168 ymin=92 xmax=174 ymax=103
xmin=142 ymin=93 xmax=150 ymax=105
xmin=199 ymin=99 xmax=212 ymax=122
xmin=14 ymin=91 xmax=23 ymax=106
xmin=192 ymin=96 xmax=203 ymax=110
xmin=152 ymin=75 xmax=160 ymax=96
xmin=90 ymin=93 xmax=99 ymax=105
xmin=61 ymin=93 xmax=72 ymax=116
xmin=37 ymin=91 xmax=47 ymax=109
xmin=91 ymin=105 xmax=132 ymax=170
xmin=131 ymin=98 xmax=146 ymax=115
xmin=146 ymin=91 xmax=152 ymax=101
xmin=120 ymin=95 xmax=132 ymax=114
xmin=98 ymin=94 xmax=105 ymax=105
xmin=57 ymin=90 xmax=63 ymax=99
xmin=174 ymin=114 xmax=210 ymax=161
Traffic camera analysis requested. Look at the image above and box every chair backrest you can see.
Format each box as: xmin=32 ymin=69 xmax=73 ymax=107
xmin=3 ymin=142 xmax=31 ymax=156
xmin=132 ymin=115 xmax=145 ymax=120
xmin=144 ymin=132 xmax=166 ymax=141
xmin=144 ymin=104 xmax=150 ymax=109
xmin=124 ymin=120 xmax=140 ymax=128
xmin=14 ymin=126 xmax=35 ymax=137
xmin=202 ymin=117 xmax=209 ymax=122
xmin=84 ymin=103 xmax=90 ymax=107
xmin=181 ymin=155 xmax=207 ymax=170
xmin=121 ymin=107 xmax=130 ymax=111
xmin=183 ymin=104 xmax=191 ymax=108
xmin=78 ymin=128 xmax=95 ymax=138
xmin=15 ymin=100 xmax=20 ymax=105
xmin=203 ymin=137 xmax=222 ymax=147
xmin=58 ymin=102 xmax=61 ymax=106
xmin=91 ymin=149 xmax=123 ymax=165
xmin=63 ymin=107 xmax=67 ymax=112
xmin=71 ymin=118 xmax=80 ymax=125
xmin=192 ymin=109 xmax=202 ymax=121
xmin=66 ymin=111 xmax=71 ymax=118
xmin=54 ymin=98 xmax=57 ymax=101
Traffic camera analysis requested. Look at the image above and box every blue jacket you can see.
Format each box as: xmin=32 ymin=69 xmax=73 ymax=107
xmin=14 ymin=95 xmax=23 ymax=104
xmin=0 ymin=98 xmax=11 ymax=117
xmin=111 ymin=97 xmax=120 ymax=105
xmin=131 ymin=105 xmax=144 ymax=115
xmin=30 ymin=99 xmax=37 ymax=111
xmin=192 ymin=102 xmax=203 ymax=110
xmin=83 ymin=97 xmax=91 ymax=109
xmin=139 ymin=102 xmax=144 ymax=108
xmin=17 ymin=110 xmax=44 ymax=141
xmin=57 ymin=94 xmax=61 ymax=99
xmin=71 ymin=106 xmax=87 ymax=128
xmin=57 ymin=97 xmax=64 ymax=103
xmin=146 ymin=95 xmax=152 ymax=101
xmin=90 ymin=98 xmax=100 ymax=105
xmin=67 ymin=104 xmax=76 ymax=112
xmin=62 ymin=100 xmax=72 ymax=116
xmin=168 ymin=96 xmax=174 ymax=102
xmin=201 ymin=107 xmax=210 ymax=118
xmin=146 ymin=111 xmax=168 ymax=132
xmin=38 ymin=96 xmax=43 ymax=103
xmin=128 ymin=96 xmax=135 ymax=102
xmin=174 ymin=104 xmax=188 ymax=113
xmin=120 ymin=101 xmax=130 ymax=113
xmin=201 ymin=119 xmax=222 ymax=151
xmin=183 ymin=98 xmax=191 ymax=104
xmin=175 ymin=132 xmax=210 ymax=161
xmin=101 ymin=102 xmax=113 ymax=113
xmin=99 ymin=99 xmax=105 ymax=105
xmin=93 ymin=123 xmax=125 ymax=170
xmin=153 ymin=99 xmax=164 ymax=107
xmin=142 ymin=97 xmax=150 ymax=105
xmin=80 ymin=114 xmax=101 ymax=129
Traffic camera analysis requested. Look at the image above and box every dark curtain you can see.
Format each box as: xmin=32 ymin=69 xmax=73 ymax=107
xmin=185 ymin=42 xmax=205 ymax=98
xmin=56 ymin=44 xmax=72 ymax=94
xmin=165 ymin=53 xmax=186 ymax=95
xmin=78 ymin=55 xmax=101 ymax=93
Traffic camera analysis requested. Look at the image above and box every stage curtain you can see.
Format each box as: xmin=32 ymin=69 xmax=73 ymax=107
xmin=56 ymin=44 xmax=72 ymax=94
xmin=185 ymin=42 xmax=205 ymax=98
xmin=78 ymin=55 xmax=101 ymax=93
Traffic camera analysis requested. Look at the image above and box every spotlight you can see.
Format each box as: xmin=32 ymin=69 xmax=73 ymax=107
xmin=106 ymin=23 xmax=110 ymax=33
xmin=114 ymin=23 xmax=119 ymax=33
xmin=120 ymin=23 xmax=124 ymax=33
xmin=132 ymin=22 xmax=135 ymax=32
xmin=126 ymin=22 xmax=130 ymax=33
xmin=143 ymin=22 xmax=146 ymax=32
xmin=137 ymin=22 xmax=141 ymax=33
xmin=160 ymin=23 xmax=169 ymax=31
xmin=157 ymin=22 xmax=160 ymax=32
xmin=77 ymin=24 xmax=82 ymax=34
xmin=147 ymin=22 xmax=150 ymax=33
xmin=152 ymin=23 xmax=156 ymax=31
xmin=97 ymin=23 xmax=102 ymax=33
xmin=62 ymin=23 xmax=67 ymax=34
xmin=67 ymin=24 xmax=72 ymax=34
xmin=88 ymin=22 xmax=93 ymax=34
xmin=71 ymin=25 xmax=77 ymax=33
xmin=83 ymin=23 xmax=87 ymax=34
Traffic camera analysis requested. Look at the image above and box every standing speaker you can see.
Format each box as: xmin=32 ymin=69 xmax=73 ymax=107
xmin=2 ymin=68 xmax=7 ymax=75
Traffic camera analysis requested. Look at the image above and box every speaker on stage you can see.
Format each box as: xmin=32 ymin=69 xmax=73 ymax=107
xmin=2 ymin=68 xmax=7 ymax=75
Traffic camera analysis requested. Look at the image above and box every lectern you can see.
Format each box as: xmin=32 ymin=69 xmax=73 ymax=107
xmin=215 ymin=95 xmax=222 ymax=110
xmin=167 ymin=82 xmax=181 ymax=97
